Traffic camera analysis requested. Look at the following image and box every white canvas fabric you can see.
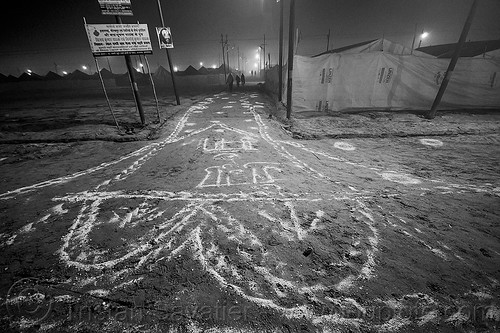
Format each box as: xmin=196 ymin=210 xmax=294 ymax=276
xmin=291 ymin=52 xmax=500 ymax=112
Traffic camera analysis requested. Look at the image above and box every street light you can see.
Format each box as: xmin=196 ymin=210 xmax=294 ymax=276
xmin=138 ymin=62 xmax=145 ymax=74
xmin=200 ymin=62 xmax=203 ymax=67
xmin=418 ymin=31 xmax=429 ymax=48
xmin=82 ymin=65 xmax=91 ymax=74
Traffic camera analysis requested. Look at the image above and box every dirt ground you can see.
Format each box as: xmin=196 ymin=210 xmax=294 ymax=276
xmin=0 ymin=86 xmax=499 ymax=333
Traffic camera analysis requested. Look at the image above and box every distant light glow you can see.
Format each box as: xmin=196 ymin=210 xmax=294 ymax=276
xmin=254 ymin=63 xmax=258 ymax=68
xmin=136 ymin=68 xmax=141 ymax=72
xmin=62 ymin=71 xmax=68 ymax=75
xmin=82 ymin=65 xmax=87 ymax=70
xmin=26 ymin=69 xmax=32 ymax=75
xmin=174 ymin=66 xmax=178 ymax=72
xmin=200 ymin=62 xmax=203 ymax=66
xmin=212 ymin=64 xmax=217 ymax=69
xmin=421 ymin=32 xmax=429 ymax=39
xmin=139 ymin=63 xmax=144 ymax=67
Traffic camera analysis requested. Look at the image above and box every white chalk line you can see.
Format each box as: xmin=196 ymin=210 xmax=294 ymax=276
xmin=0 ymin=100 xmax=217 ymax=200
xmin=279 ymin=141 xmax=498 ymax=196
xmin=374 ymin=206 xmax=450 ymax=261
xmin=0 ymin=144 xmax=157 ymax=200
xmin=148 ymin=201 xmax=378 ymax=328
xmin=4 ymin=93 xmax=495 ymax=332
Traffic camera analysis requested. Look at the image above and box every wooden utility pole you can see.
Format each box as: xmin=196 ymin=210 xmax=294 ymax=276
xmin=278 ymin=0 xmax=284 ymax=101
xmin=237 ymin=46 xmax=240 ymax=70
xmin=226 ymin=35 xmax=230 ymax=71
xmin=426 ymin=0 xmax=479 ymax=119
xmin=263 ymin=34 xmax=267 ymax=80
xmin=156 ymin=0 xmax=180 ymax=105
xmin=410 ymin=23 xmax=418 ymax=55
xmin=326 ymin=29 xmax=330 ymax=51
xmin=221 ymin=34 xmax=227 ymax=80
xmin=263 ymin=34 xmax=266 ymax=69
xmin=286 ymin=0 xmax=296 ymax=119
xmin=115 ymin=15 xmax=145 ymax=125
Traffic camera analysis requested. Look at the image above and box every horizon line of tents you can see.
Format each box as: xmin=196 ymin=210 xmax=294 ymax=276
xmin=0 ymin=64 xmax=247 ymax=83
xmin=3 ymin=38 xmax=498 ymax=84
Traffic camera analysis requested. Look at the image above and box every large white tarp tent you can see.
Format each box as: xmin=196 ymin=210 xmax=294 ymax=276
xmin=314 ymin=38 xmax=434 ymax=58
xmin=474 ymin=49 xmax=500 ymax=59
xmin=285 ymin=38 xmax=500 ymax=113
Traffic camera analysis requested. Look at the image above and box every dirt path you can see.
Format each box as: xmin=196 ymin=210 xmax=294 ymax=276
xmin=0 ymin=91 xmax=499 ymax=332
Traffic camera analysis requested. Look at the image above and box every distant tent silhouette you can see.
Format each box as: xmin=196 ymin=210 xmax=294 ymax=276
xmin=152 ymin=65 xmax=171 ymax=85
xmin=18 ymin=72 xmax=44 ymax=81
xmin=97 ymin=68 xmax=115 ymax=79
xmin=177 ymin=65 xmax=200 ymax=76
xmin=198 ymin=66 xmax=209 ymax=75
xmin=44 ymin=71 xmax=63 ymax=80
xmin=214 ymin=64 xmax=226 ymax=74
xmin=66 ymin=69 xmax=93 ymax=80
xmin=153 ymin=65 xmax=171 ymax=78
xmin=6 ymin=75 xmax=18 ymax=82
xmin=114 ymin=71 xmax=149 ymax=86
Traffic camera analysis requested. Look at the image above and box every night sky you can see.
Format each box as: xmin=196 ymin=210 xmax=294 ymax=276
xmin=1 ymin=0 xmax=499 ymax=76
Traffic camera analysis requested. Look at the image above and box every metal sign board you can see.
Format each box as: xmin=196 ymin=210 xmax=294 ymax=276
xmin=85 ymin=24 xmax=153 ymax=56
xmin=98 ymin=0 xmax=133 ymax=16
xmin=156 ymin=27 xmax=174 ymax=49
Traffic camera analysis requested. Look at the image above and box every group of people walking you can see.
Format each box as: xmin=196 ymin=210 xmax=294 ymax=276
xmin=226 ymin=72 xmax=245 ymax=92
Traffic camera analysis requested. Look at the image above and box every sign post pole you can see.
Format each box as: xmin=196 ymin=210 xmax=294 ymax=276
xmin=144 ymin=55 xmax=161 ymax=122
xmin=114 ymin=15 xmax=146 ymax=125
xmin=94 ymin=56 xmax=121 ymax=130
xmin=91 ymin=1 xmax=151 ymax=125
xmin=156 ymin=0 xmax=180 ymax=105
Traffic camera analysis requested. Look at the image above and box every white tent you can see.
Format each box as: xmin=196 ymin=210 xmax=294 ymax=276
xmin=474 ymin=49 xmax=500 ymax=59
xmin=286 ymin=38 xmax=500 ymax=113
xmin=315 ymin=38 xmax=434 ymax=58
